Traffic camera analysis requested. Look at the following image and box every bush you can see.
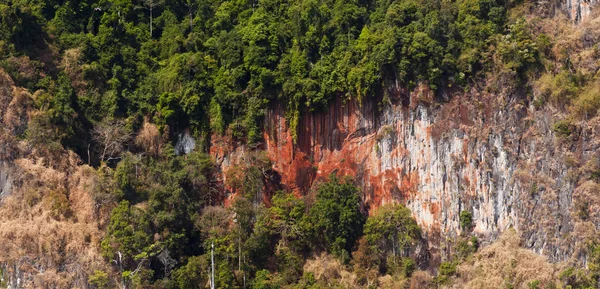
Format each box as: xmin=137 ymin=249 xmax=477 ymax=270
xmin=535 ymin=71 xmax=580 ymax=106
xmin=496 ymin=20 xmax=540 ymax=77
xmin=455 ymin=236 xmax=479 ymax=259
xmin=88 ymin=270 xmax=111 ymax=289
xmin=559 ymin=267 xmax=596 ymax=288
xmin=307 ymin=175 xmax=365 ymax=261
xmin=437 ymin=261 xmax=457 ymax=285
xmin=252 ymin=269 xmax=281 ymax=289
xmin=363 ymin=204 xmax=421 ymax=273
xmin=48 ymin=189 xmax=72 ymax=220
xmin=459 ymin=210 xmax=473 ymax=230
xmin=572 ymin=83 xmax=600 ymax=119
xmin=528 ymin=279 xmax=540 ymax=289
xmin=173 ymin=256 xmax=209 ymax=289
xmin=552 ymin=119 xmax=574 ymax=137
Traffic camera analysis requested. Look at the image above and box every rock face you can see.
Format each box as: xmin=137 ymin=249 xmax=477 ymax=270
xmin=175 ymin=129 xmax=197 ymax=155
xmin=0 ymin=162 xmax=12 ymax=199
xmin=566 ymin=0 xmax=597 ymax=23
xmin=211 ymin=85 xmax=600 ymax=268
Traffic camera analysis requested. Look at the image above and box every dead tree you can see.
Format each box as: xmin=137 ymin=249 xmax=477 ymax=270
xmin=92 ymin=118 xmax=132 ymax=163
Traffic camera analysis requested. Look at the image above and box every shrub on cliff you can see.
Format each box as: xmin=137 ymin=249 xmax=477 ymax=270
xmin=496 ymin=20 xmax=541 ymax=78
xmin=460 ymin=210 xmax=473 ymax=230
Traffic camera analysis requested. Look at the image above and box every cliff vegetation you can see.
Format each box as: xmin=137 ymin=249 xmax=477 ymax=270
xmin=1 ymin=0 xmax=600 ymax=288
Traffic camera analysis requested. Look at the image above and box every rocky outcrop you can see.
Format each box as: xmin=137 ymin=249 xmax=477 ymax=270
xmin=211 ymin=84 xmax=600 ymax=268
xmin=175 ymin=129 xmax=197 ymax=155
xmin=566 ymin=0 xmax=597 ymax=23
xmin=0 ymin=162 xmax=12 ymax=199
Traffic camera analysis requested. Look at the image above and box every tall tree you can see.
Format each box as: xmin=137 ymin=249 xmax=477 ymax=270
xmin=141 ymin=0 xmax=163 ymax=37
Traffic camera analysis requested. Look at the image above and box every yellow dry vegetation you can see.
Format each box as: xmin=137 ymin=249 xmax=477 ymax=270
xmin=443 ymin=229 xmax=563 ymax=289
xmin=303 ymin=253 xmax=431 ymax=288
xmin=0 ymin=156 xmax=112 ymax=288
xmin=304 ymin=253 xmax=358 ymax=288
xmin=61 ymin=48 xmax=87 ymax=95
xmin=135 ymin=117 xmax=162 ymax=156
xmin=0 ymin=68 xmax=32 ymax=134
xmin=530 ymin=9 xmax=600 ymax=119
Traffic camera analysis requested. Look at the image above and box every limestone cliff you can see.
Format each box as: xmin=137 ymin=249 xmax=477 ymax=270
xmin=566 ymin=0 xmax=597 ymax=23
xmin=212 ymin=82 xmax=600 ymax=268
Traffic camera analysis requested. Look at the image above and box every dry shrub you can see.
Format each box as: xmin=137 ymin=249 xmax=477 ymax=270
xmin=47 ymin=188 xmax=73 ymax=220
xmin=61 ymin=48 xmax=87 ymax=94
xmin=89 ymin=165 xmax=119 ymax=224
xmin=534 ymin=71 xmax=578 ymax=108
xmin=135 ymin=118 xmax=161 ymax=156
xmin=445 ymin=229 xmax=562 ymax=289
xmin=304 ymin=253 xmax=357 ymax=288
xmin=409 ymin=271 xmax=433 ymax=289
xmin=530 ymin=11 xmax=600 ymax=120
xmin=3 ymin=86 xmax=33 ymax=135
xmin=26 ymin=111 xmax=76 ymax=170
xmin=0 ymin=157 xmax=113 ymax=288
xmin=4 ymin=56 xmax=39 ymax=82
xmin=377 ymin=274 xmax=408 ymax=289
xmin=0 ymin=68 xmax=15 ymax=121
xmin=0 ymin=128 xmax=19 ymax=161
xmin=571 ymin=82 xmax=600 ymax=119
xmin=572 ymin=180 xmax=600 ymax=222
xmin=92 ymin=118 xmax=132 ymax=162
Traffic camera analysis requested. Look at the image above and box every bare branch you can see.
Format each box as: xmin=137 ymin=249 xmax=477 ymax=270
xmin=92 ymin=118 xmax=132 ymax=162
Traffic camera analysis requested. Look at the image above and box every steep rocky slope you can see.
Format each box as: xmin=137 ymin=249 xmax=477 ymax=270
xmin=567 ymin=0 xmax=597 ymax=22
xmin=214 ymin=81 xmax=600 ymax=267
xmin=1 ymin=0 xmax=600 ymax=288
xmin=0 ymin=70 xmax=110 ymax=288
xmin=212 ymin=6 xmax=600 ymax=269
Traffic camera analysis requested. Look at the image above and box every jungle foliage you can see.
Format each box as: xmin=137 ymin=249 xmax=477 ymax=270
xmin=0 ymin=0 xmax=545 ymax=287
xmin=0 ymin=0 xmax=536 ymax=150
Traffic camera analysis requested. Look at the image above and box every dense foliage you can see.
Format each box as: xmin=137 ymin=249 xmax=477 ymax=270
xmin=0 ymin=0 xmax=533 ymax=153
xmin=0 ymin=0 xmax=549 ymax=287
xmin=95 ymin=149 xmax=423 ymax=288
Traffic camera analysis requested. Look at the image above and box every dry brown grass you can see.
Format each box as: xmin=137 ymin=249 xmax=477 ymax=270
xmin=303 ymin=253 xmax=417 ymax=289
xmin=0 ymin=128 xmax=19 ymax=161
xmin=530 ymin=10 xmax=600 ymax=118
xmin=135 ymin=117 xmax=161 ymax=156
xmin=0 ymin=69 xmax=15 ymax=123
xmin=408 ymin=271 xmax=433 ymax=289
xmin=304 ymin=253 xmax=358 ymax=288
xmin=61 ymin=48 xmax=87 ymax=95
xmin=377 ymin=274 xmax=408 ymax=289
xmin=4 ymin=86 xmax=33 ymax=135
xmin=0 ymin=157 xmax=113 ymax=288
xmin=443 ymin=229 xmax=563 ymax=289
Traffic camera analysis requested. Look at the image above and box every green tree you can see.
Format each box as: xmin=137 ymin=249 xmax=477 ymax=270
xmin=89 ymin=270 xmax=111 ymax=289
xmin=460 ymin=210 xmax=473 ymax=230
xmin=307 ymin=175 xmax=365 ymax=261
xmin=101 ymin=200 xmax=152 ymax=269
xmin=363 ymin=204 xmax=420 ymax=274
xmin=252 ymin=269 xmax=281 ymax=289
xmin=173 ymin=255 xmax=209 ymax=289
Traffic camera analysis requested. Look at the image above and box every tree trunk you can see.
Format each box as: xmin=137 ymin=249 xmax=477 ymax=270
xmin=189 ymin=7 xmax=193 ymax=31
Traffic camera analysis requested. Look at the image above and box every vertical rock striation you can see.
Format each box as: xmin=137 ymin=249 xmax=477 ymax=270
xmin=566 ymin=0 xmax=597 ymax=23
xmin=0 ymin=162 xmax=11 ymax=199
xmin=230 ymin=85 xmax=600 ymax=267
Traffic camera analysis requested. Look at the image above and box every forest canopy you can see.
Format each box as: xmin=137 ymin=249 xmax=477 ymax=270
xmin=0 ymin=0 xmax=535 ymax=154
